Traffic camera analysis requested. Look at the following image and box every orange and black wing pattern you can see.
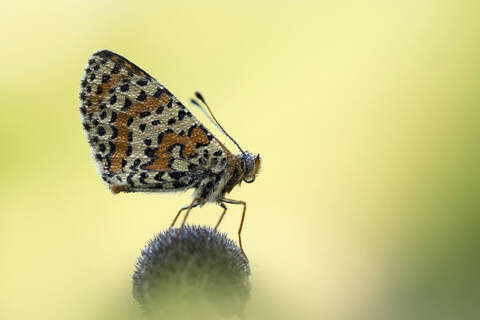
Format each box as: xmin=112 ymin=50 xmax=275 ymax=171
xmin=79 ymin=50 xmax=235 ymax=194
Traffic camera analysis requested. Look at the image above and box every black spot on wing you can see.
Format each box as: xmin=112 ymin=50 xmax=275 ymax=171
xmin=139 ymin=172 xmax=148 ymax=184
xmin=136 ymin=79 xmax=148 ymax=86
xmin=111 ymin=126 xmax=118 ymax=140
xmin=120 ymin=83 xmax=129 ymax=92
xmin=127 ymin=173 xmax=135 ymax=186
xmin=178 ymin=110 xmax=186 ymax=121
xmin=169 ymin=171 xmax=187 ymax=180
xmin=110 ymin=111 xmax=117 ymax=123
xmin=129 ymin=158 xmax=141 ymax=171
xmin=111 ymin=63 xmax=121 ymax=74
xmin=122 ymin=98 xmax=132 ymax=111
xmin=136 ymin=90 xmax=147 ymax=102
xmin=153 ymin=88 xmax=165 ymax=98
xmin=140 ymin=111 xmax=151 ymax=118
xmin=144 ymin=147 xmax=155 ymax=158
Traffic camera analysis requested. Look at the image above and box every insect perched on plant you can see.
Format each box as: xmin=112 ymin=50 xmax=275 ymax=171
xmin=79 ymin=50 xmax=261 ymax=256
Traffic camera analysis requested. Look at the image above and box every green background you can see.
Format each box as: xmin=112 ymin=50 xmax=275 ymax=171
xmin=1 ymin=1 xmax=479 ymax=319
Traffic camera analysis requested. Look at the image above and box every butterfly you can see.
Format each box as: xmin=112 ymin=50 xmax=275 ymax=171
xmin=79 ymin=50 xmax=261 ymax=256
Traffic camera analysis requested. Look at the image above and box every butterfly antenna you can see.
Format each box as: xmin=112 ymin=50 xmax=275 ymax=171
xmin=190 ymin=99 xmax=221 ymax=132
xmin=192 ymin=91 xmax=246 ymax=155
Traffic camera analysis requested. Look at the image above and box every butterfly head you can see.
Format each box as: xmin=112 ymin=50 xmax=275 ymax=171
xmin=191 ymin=92 xmax=260 ymax=184
xmin=241 ymin=151 xmax=261 ymax=183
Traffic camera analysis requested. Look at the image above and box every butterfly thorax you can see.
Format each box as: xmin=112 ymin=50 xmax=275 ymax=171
xmin=193 ymin=153 xmax=245 ymax=204
xmin=193 ymin=151 xmax=261 ymax=204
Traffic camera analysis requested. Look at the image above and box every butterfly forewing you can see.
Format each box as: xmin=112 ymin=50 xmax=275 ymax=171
xmin=79 ymin=50 xmax=233 ymax=193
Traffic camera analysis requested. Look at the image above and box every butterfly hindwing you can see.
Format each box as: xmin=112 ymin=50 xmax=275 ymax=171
xmin=80 ymin=50 xmax=233 ymax=193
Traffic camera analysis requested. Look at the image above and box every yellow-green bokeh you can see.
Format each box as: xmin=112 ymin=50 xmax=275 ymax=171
xmin=1 ymin=1 xmax=479 ymax=319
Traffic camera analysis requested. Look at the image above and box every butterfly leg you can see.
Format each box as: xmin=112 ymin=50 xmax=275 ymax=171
xmin=176 ymin=198 xmax=201 ymax=238
xmin=171 ymin=201 xmax=200 ymax=227
xmin=221 ymin=198 xmax=248 ymax=259
xmin=214 ymin=203 xmax=228 ymax=230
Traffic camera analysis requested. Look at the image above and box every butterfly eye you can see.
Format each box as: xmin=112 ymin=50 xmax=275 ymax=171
xmin=244 ymin=176 xmax=255 ymax=183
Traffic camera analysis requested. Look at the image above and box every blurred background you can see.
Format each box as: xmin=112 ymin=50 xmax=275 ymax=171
xmin=1 ymin=1 xmax=479 ymax=319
